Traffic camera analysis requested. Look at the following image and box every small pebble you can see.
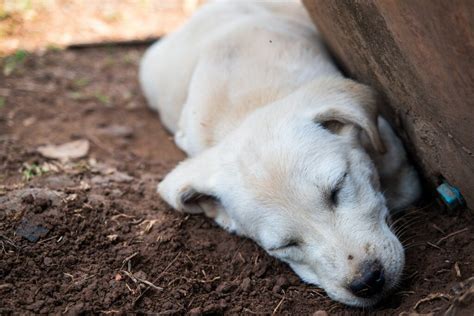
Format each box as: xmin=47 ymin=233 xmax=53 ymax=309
xmin=134 ymin=270 xmax=148 ymax=280
xmin=43 ymin=257 xmax=53 ymax=266
xmin=240 ymin=277 xmax=251 ymax=292
xmin=216 ymin=281 xmax=233 ymax=294
xmin=272 ymin=275 xmax=289 ymax=293
xmin=275 ymin=275 xmax=289 ymax=287
xmin=189 ymin=307 xmax=202 ymax=316
xmin=16 ymin=219 xmax=49 ymax=242
xmin=162 ymin=301 xmax=174 ymax=310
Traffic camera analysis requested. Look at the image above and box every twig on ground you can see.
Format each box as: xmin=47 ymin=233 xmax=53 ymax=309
xmin=140 ymin=219 xmax=159 ymax=234
xmin=167 ymin=276 xmax=220 ymax=287
xmin=454 ymin=262 xmax=462 ymax=278
xmin=327 ymin=304 xmax=340 ymax=314
xmin=64 ymin=273 xmax=95 ymax=291
xmin=254 ymin=254 xmax=259 ymax=266
xmin=242 ymin=308 xmax=260 ymax=314
xmin=120 ymin=251 xmax=139 ymax=271
xmin=111 ymin=213 xmax=135 ymax=221
xmin=100 ymin=310 xmax=121 ymax=314
xmin=125 ymin=283 xmax=135 ymax=294
xmin=0 ymin=283 xmax=13 ymax=290
xmin=121 ymin=270 xmax=163 ymax=291
xmin=432 ymin=224 xmax=446 ymax=235
xmin=272 ymin=294 xmax=285 ymax=315
xmin=80 ymin=274 xmax=96 ymax=283
xmin=436 ymin=228 xmax=469 ymax=245
xmin=63 ymin=273 xmax=74 ymax=281
xmin=307 ymin=289 xmax=325 ymax=298
xmin=414 ymin=293 xmax=452 ymax=311
xmin=86 ymin=132 xmax=115 ymax=156
xmin=133 ymin=252 xmax=182 ymax=306
xmin=0 ymin=234 xmax=19 ymax=250
xmin=230 ymin=240 xmax=246 ymax=263
xmin=185 ymin=254 xmax=194 ymax=265
xmin=37 ymin=235 xmax=58 ymax=244
xmin=426 ymin=241 xmax=442 ymax=250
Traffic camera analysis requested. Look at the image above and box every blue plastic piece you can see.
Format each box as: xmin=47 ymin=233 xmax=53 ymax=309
xmin=436 ymin=182 xmax=465 ymax=211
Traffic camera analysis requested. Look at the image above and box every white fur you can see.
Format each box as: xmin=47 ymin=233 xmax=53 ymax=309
xmin=139 ymin=1 xmax=421 ymax=307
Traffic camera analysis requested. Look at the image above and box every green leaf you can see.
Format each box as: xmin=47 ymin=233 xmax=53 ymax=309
xmin=72 ymin=78 xmax=90 ymax=89
xmin=22 ymin=163 xmax=47 ymax=181
xmin=3 ymin=49 xmax=28 ymax=76
xmin=95 ymin=92 xmax=110 ymax=105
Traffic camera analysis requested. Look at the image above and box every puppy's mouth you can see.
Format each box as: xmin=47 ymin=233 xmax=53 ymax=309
xmin=326 ymin=284 xmax=385 ymax=308
xmin=346 ymin=294 xmax=384 ymax=308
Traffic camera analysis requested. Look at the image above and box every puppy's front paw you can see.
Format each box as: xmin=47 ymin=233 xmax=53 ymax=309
xmin=157 ymin=179 xmax=203 ymax=214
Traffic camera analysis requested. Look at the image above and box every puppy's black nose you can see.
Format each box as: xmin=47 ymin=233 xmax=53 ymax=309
xmin=348 ymin=261 xmax=385 ymax=298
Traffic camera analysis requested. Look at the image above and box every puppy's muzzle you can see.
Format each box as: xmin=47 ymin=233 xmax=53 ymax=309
xmin=348 ymin=261 xmax=385 ymax=298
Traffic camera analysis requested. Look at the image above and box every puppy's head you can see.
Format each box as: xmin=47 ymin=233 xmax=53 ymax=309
xmin=158 ymin=78 xmax=403 ymax=307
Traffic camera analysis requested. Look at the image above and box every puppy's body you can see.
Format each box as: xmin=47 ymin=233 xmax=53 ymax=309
xmin=141 ymin=1 xmax=338 ymax=155
xmin=140 ymin=1 xmax=421 ymax=307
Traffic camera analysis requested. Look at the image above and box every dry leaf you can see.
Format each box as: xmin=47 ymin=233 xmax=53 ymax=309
xmin=79 ymin=181 xmax=91 ymax=191
xmin=107 ymin=234 xmax=119 ymax=241
xmin=37 ymin=139 xmax=90 ymax=160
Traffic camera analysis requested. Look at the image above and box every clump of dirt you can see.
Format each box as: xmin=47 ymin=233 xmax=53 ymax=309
xmin=0 ymin=47 xmax=473 ymax=315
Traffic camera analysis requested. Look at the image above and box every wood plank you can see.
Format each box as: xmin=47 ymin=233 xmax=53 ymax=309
xmin=303 ymin=0 xmax=474 ymax=208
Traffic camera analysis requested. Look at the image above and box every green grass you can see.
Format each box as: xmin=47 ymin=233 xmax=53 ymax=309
xmin=123 ymin=52 xmax=139 ymax=65
xmin=3 ymin=49 xmax=28 ymax=76
xmin=95 ymin=92 xmax=110 ymax=105
xmin=22 ymin=163 xmax=47 ymax=181
xmin=46 ymin=44 xmax=63 ymax=52
xmin=72 ymin=77 xmax=90 ymax=89
xmin=0 ymin=96 xmax=5 ymax=109
xmin=68 ymin=91 xmax=85 ymax=100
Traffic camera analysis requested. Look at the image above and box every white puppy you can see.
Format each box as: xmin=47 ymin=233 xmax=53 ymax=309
xmin=139 ymin=1 xmax=421 ymax=307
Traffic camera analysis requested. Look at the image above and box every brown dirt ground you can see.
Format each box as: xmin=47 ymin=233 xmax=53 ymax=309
xmin=0 ymin=0 xmax=204 ymax=56
xmin=0 ymin=47 xmax=473 ymax=315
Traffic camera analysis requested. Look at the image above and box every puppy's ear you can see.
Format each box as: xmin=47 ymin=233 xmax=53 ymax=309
xmin=308 ymin=79 xmax=386 ymax=154
xmin=158 ymin=151 xmax=222 ymax=217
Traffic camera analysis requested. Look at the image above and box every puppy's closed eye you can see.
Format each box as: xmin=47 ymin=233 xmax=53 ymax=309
xmin=330 ymin=187 xmax=341 ymax=206
xmin=268 ymin=239 xmax=302 ymax=251
xmin=329 ymin=172 xmax=348 ymax=207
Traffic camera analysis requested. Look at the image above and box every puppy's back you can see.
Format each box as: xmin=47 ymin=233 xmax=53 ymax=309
xmin=139 ymin=1 xmax=311 ymax=133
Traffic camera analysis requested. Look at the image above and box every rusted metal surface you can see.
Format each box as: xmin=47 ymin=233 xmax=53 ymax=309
xmin=303 ymin=0 xmax=474 ymax=208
